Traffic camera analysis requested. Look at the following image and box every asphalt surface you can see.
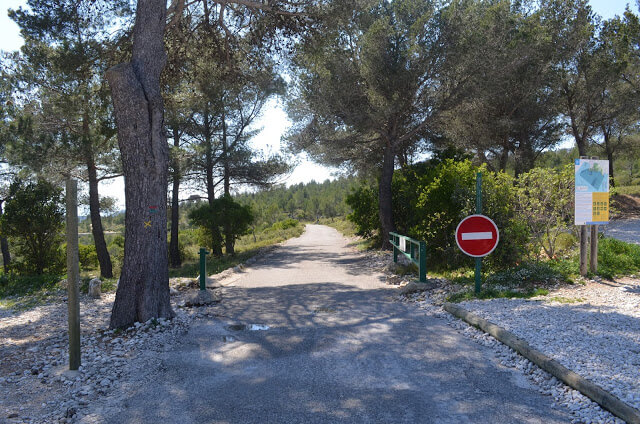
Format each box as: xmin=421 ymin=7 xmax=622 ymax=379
xmin=602 ymin=218 xmax=640 ymax=244
xmin=99 ymin=225 xmax=570 ymax=423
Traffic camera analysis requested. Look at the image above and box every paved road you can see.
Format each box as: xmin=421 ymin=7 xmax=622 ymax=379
xmin=602 ymin=218 xmax=640 ymax=244
xmin=101 ymin=225 xmax=570 ymax=423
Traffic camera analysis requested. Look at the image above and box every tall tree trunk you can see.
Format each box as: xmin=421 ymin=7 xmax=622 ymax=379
xmin=379 ymin=144 xmax=396 ymax=250
xmin=87 ymin=153 xmax=114 ymax=278
xmin=514 ymin=138 xmax=535 ymax=178
xmin=602 ymin=126 xmax=615 ymax=187
xmin=203 ymin=106 xmax=223 ymax=256
xmin=169 ymin=127 xmax=182 ymax=268
xmin=222 ymin=109 xmax=234 ymax=255
xmin=0 ymin=201 xmax=10 ymax=272
xmin=106 ymin=0 xmax=174 ymax=329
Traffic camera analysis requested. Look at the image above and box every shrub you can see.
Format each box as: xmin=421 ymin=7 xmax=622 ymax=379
xmin=516 ymin=165 xmax=573 ymax=259
xmin=0 ymin=179 xmax=65 ymax=275
xmin=346 ymin=185 xmax=379 ymax=238
xmin=78 ymin=244 xmax=99 ymax=269
xmin=189 ymin=196 xmax=254 ymax=254
xmin=413 ymin=160 xmax=526 ymax=270
xmin=596 ymin=237 xmax=640 ymax=279
xmin=271 ymin=218 xmax=299 ymax=231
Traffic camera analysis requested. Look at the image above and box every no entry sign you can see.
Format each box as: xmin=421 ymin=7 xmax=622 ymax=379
xmin=455 ymin=214 xmax=499 ymax=257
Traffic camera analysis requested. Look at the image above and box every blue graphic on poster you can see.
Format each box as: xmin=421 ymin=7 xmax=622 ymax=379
xmin=575 ymin=159 xmax=608 ymax=193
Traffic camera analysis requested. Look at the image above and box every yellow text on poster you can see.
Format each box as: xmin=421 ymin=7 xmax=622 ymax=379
xmin=592 ymin=192 xmax=609 ymax=222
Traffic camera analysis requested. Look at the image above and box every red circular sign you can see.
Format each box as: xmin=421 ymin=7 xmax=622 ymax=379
xmin=455 ymin=215 xmax=499 ymax=257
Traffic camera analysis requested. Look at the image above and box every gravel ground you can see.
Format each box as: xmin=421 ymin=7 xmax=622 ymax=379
xmin=0 ymin=278 xmax=224 ymax=424
xmin=452 ymin=278 xmax=640 ymax=420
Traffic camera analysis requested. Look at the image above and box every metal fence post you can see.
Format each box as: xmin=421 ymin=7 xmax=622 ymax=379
xmin=419 ymin=241 xmax=427 ymax=283
xmin=392 ymin=234 xmax=398 ymax=263
xmin=199 ymin=248 xmax=209 ymax=290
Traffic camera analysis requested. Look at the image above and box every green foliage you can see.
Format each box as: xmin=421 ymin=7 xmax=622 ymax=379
xmin=485 ymin=262 xmax=571 ymax=288
xmin=413 ymin=160 xmax=526 ymax=270
xmin=345 ymin=185 xmax=379 ymax=238
xmin=0 ymin=273 xmax=63 ymax=310
xmin=270 ymin=218 xmax=299 ymax=231
xmin=447 ymin=288 xmax=549 ymax=303
xmin=0 ymin=180 xmax=65 ymax=275
xmin=78 ymin=244 xmax=98 ymax=269
xmin=236 ymin=178 xmax=358 ymax=226
xmin=516 ymin=165 xmax=574 ymax=259
xmin=188 ymin=196 xmax=254 ymax=254
xmin=596 ymin=237 xmax=640 ymax=279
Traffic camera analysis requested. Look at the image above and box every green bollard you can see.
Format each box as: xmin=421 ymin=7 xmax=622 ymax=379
xmin=199 ymin=247 xmax=209 ymax=291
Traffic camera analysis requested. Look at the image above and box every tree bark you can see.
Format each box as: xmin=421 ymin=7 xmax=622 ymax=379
xmin=106 ymin=0 xmax=174 ymax=328
xmin=169 ymin=127 xmax=182 ymax=268
xmin=203 ymin=105 xmax=223 ymax=256
xmin=0 ymin=201 xmax=10 ymax=272
xmin=379 ymin=144 xmax=396 ymax=250
xmin=86 ymin=151 xmax=113 ymax=278
xmin=222 ymin=110 xmax=234 ymax=255
xmin=602 ymin=126 xmax=615 ymax=188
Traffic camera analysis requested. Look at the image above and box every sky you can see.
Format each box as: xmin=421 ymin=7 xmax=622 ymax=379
xmin=0 ymin=0 xmax=635 ymax=209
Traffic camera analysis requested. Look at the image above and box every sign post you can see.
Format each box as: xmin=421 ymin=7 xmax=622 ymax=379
xmin=575 ymin=158 xmax=609 ymax=275
xmin=65 ymin=179 xmax=81 ymax=370
xmin=455 ymin=173 xmax=500 ymax=295
xmin=475 ymin=173 xmax=482 ymax=294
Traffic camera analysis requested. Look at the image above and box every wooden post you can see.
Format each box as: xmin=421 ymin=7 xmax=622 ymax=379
xmin=590 ymin=224 xmax=598 ymax=273
xmin=580 ymin=225 xmax=588 ymax=276
xmin=66 ymin=179 xmax=81 ymax=370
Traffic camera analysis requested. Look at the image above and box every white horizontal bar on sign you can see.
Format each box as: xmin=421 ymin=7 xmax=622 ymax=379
xmin=461 ymin=232 xmax=493 ymax=241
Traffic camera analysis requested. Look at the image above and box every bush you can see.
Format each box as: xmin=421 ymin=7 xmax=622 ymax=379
xmin=485 ymin=262 xmax=570 ymax=288
xmin=596 ymin=237 xmax=640 ymax=279
xmin=346 ymin=185 xmax=379 ymax=238
xmin=413 ymin=160 xmax=527 ymax=270
xmin=516 ymin=165 xmax=573 ymax=259
xmin=270 ymin=218 xmax=299 ymax=231
xmin=78 ymin=244 xmax=99 ymax=269
xmin=1 ymin=179 xmax=65 ymax=275
xmin=188 ymin=196 xmax=254 ymax=254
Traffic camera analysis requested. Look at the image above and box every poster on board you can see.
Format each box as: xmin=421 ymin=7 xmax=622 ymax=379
xmin=575 ymin=159 xmax=609 ymax=225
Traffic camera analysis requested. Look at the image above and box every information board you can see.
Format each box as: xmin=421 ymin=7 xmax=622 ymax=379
xmin=575 ymin=159 xmax=609 ymax=225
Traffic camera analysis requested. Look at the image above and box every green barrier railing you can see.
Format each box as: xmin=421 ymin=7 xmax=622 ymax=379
xmin=389 ymin=232 xmax=427 ymax=283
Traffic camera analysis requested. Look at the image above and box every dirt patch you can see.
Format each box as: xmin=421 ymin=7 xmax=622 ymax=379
xmin=612 ymin=194 xmax=640 ymax=219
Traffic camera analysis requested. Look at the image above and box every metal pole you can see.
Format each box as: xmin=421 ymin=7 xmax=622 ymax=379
xmin=475 ymin=172 xmax=482 ymax=295
xmin=199 ymin=248 xmax=209 ymax=290
xmin=65 ymin=179 xmax=81 ymax=370
xmin=419 ymin=241 xmax=427 ymax=283
xmin=589 ymin=156 xmax=599 ymax=275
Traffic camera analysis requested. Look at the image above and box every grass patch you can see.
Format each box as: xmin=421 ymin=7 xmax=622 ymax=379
xmin=545 ymin=296 xmax=584 ymax=304
xmin=595 ymin=237 xmax=640 ymax=279
xmin=615 ymin=185 xmax=640 ymax=197
xmin=169 ymin=249 xmax=257 ymax=279
xmin=170 ymin=221 xmax=305 ymax=279
xmin=447 ymin=287 xmax=549 ymax=303
xmin=0 ymin=273 xmax=63 ymax=298
xmin=79 ymin=277 xmax=119 ymax=294
xmin=0 ymin=273 xmax=64 ymax=311
xmin=317 ymin=217 xmax=357 ymax=237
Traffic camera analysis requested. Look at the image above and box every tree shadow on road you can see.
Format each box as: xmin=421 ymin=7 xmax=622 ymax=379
xmin=90 ymin=282 xmax=572 ymax=424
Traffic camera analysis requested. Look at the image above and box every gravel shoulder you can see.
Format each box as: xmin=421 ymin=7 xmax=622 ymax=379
xmin=454 ymin=277 xmax=640 ymax=417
